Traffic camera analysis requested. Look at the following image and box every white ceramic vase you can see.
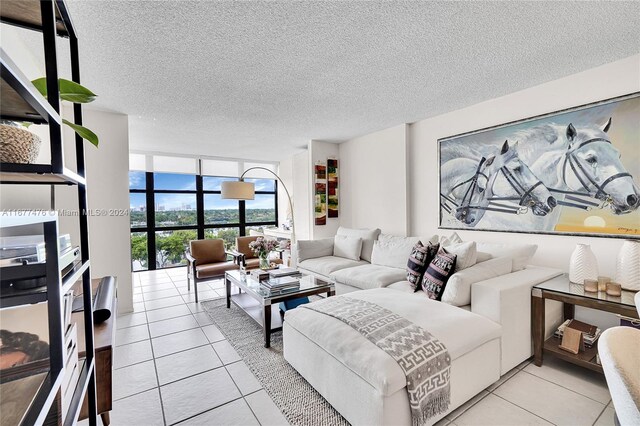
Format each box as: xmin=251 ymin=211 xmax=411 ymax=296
xmin=615 ymin=240 xmax=640 ymax=291
xmin=569 ymin=244 xmax=598 ymax=284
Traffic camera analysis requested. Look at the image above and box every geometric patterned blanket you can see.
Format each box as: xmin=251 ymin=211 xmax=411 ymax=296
xmin=301 ymin=296 xmax=451 ymax=425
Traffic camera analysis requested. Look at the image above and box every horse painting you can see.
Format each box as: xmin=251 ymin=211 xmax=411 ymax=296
xmin=439 ymin=93 xmax=640 ymax=237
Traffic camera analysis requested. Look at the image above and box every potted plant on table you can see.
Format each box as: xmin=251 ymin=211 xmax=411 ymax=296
xmin=248 ymin=237 xmax=279 ymax=270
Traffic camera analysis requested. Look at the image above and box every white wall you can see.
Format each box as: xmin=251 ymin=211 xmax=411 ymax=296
xmin=309 ymin=140 xmax=340 ymax=239
xmin=279 ymin=150 xmax=312 ymax=241
xmin=339 ymin=124 xmax=409 ymax=235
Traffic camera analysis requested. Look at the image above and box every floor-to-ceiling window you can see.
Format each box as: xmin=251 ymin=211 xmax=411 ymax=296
xmin=129 ymin=155 xmax=278 ymax=271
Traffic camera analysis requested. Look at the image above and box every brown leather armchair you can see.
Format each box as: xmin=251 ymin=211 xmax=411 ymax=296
xmin=186 ymin=239 xmax=241 ymax=302
xmin=235 ymin=236 xmax=283 ymax=270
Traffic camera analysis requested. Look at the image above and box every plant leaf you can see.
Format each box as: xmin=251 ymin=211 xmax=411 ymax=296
xmin=62 ymin=119 xmax=99 ymax=147
xmin=21 ymin=122 xmax=33 ymax=128
xmin=31 ymin=78 xmax=97 ymax=103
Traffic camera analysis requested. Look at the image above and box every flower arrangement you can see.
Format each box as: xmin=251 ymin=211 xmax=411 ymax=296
xmin=249 ymin=237 xmax=279 ymax=269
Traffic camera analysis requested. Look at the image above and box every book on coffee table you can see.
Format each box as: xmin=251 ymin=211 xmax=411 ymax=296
xmin=269 ymin=268 xmax=299 ymax=278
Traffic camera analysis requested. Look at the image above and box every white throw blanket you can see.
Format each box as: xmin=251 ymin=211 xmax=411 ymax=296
xmin=302 ymin=296 xmax=451 ymax=425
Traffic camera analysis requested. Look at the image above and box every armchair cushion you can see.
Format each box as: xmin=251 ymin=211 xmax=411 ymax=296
xmin=190 ymin=239 xmax=226 ymax=264
xmin=236 ymin=236 xmax=258 ymax=259
xmin=196 ymin=261 xmax=239 ymax=279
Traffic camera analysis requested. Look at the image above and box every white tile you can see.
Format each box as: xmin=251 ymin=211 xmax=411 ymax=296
xmin=155 ymin=345 xmax=223 ymax=385
xmin=112 ymin=360 xmax=157 ymax=400
xmin=187 ymin=301 xmax=209 ymax=313
xmin=456 ymin=394 xmax=551 ymax=425
xmin=226 ymin=361 xmax=261 ymax=395
xmin=116 ymin=312 xmax=148 ymax=329
xmin=148 ymin=314 xmax=200 ymax=338
xmin=133 ymin=293 xmax=144 ymax=303
xmin=115 ymin=324 xmax=149 ymax=346
xmin=245 ymin=389 xmax=288 ymax=426
xmin=494 ymin=371 xmax=605 ymax=425
xmin=160 ymin=368 xmax=242 ymax=425
xmin=446 ymin=390 xmax=489 ymax=420
xmin=212 ymin=340 xmax=241 ymax=365
xmin=152 ymin=328 xmax=209 ymax=358
xmin=523 ymin=357 xmax=611 ymax=404
xmin=132 ymin=302 xmax=146 ymax=313
xmin=140 ymin=277 xmax=174 ymax=286
xmin=181 ymin=398 xmax=259 ymax=425
xmin=594 ymin=407 xmax=616 ymax=426
xmin=193 ymin=311 xmax=214 ymax=326
xmin=202 ymin=324 xmax=225 ymax=343
xmin=146 ymin=304 xmax=192 ymax=323
xmin=144 ymin=295 xmax=185 ymax=311
xmin=111 ymin=388 xmax=164 ymax=425
xmin=486 ymin=366 xmax=519 ymax=392
xmin=143 ymin=288 xmax=180 ymax=300
xmin=516 ymin=358 xmax=533 ymax=369
xmin=114 ymin=339 xmax=154 ymax=369
xmin=182 ymin=290 xmax=220 ymax=304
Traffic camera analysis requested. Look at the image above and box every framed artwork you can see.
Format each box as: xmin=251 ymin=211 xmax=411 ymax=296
xmin=438 ymin=92 xmax=640 ymax=238
xmin=327 ymin=159 xmax=339 ymax=218
xmin=314 ymin=163 xmax=327 ymax=226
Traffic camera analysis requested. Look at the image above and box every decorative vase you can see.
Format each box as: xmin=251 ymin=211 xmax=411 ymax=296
xmin=259 ymin=253 xmax=270 ymax=270
xmin=0 ymin=123 xmax=41 ymax=163
xmin=569 ymin=244 xmax=598 ymax=284
xmin=615 ymin=240 xmax=640 ymax=291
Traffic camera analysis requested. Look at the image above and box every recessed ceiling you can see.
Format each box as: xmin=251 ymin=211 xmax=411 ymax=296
xmin=61 ymin=0 xmax=639 ymax=161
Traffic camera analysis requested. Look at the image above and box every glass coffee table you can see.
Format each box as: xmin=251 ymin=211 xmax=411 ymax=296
xmin=225 ymin=270 xmax=335 ymax=348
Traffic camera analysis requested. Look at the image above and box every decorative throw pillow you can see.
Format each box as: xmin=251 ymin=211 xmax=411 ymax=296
xmin=333 ymin=235 xmax=363 ymax=261
xmin=406 ymin=241 xmax=439 ymax=291
xmin=422 ymin=247 xmax=457 ymax=301
xmin=443 ymin=241 xmax=477 ymax=272
xmin=439 ymin=232 xmax=462 ymax=246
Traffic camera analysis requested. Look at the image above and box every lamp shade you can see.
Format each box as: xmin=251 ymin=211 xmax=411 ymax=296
xmin=221 ymin=180 xmax=255 ymax=200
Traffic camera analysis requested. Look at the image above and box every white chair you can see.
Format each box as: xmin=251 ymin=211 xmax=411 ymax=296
xmin=598 ymin=326 xmax=640 ymax=426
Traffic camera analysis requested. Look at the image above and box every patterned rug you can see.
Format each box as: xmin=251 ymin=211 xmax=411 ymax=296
xmin=201 ymin=298 xmax=349 ymax=426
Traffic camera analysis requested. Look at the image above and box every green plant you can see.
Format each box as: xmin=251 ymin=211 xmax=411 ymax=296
xmin=31 ymin=78 xmax=100 ymax=147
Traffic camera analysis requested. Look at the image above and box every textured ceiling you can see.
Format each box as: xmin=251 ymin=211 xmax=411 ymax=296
xmin=59 ymin=1 xmax=640 ymax=161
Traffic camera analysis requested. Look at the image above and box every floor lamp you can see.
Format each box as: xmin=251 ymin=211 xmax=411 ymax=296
xmin=220 ymin=167 xmax=296 ymax=245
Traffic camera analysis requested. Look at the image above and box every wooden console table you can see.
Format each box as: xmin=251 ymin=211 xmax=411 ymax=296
xmin=72 ymin=279 xmax=117 ymax=425
xmin=531 ymin=274 xmax=639 ymax=373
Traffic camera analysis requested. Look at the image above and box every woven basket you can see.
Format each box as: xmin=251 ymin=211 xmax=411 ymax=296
xmin=0 ymin=124 xmax=42 ymax=163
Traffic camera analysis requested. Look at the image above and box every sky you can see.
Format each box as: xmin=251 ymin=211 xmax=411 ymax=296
xmin=129 ymin=172 xmax=276 ymax=210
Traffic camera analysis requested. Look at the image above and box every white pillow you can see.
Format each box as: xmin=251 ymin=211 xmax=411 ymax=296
xmin=440 ymin=232 xmax=463 ymax=246
xmin=476 ymin=251 xmax=493 ymax=263
xmin=476 ymin=242 xmax=537 ymax=271
xmin=333 ymin=236 xmax=363 ymax=261
xmin=296 ymin=238 xmax=334 ymax=263
xmin=336 ymin=227 xmax=381 ymax=262
xmin=444 ymin=241 xmax=477 ymax=272
xmin=441 ymin=256 xmax=513 ymax=306
xmin=371 ymin=234 xmax=420 ymax=269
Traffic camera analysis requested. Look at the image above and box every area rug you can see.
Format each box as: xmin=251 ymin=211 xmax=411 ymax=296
xmin=201 ymin=298 xmax=349 ymax=426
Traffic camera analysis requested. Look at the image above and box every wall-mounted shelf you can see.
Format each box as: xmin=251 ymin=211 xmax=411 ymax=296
xmin=0 ymin=0 xmax=71 ymax=37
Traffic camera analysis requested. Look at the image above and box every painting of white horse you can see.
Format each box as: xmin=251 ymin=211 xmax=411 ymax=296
xmin=439 ymin=93 xmax=639 ymax=237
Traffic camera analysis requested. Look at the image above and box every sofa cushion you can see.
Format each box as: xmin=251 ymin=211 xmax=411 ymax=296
xmin=371 ymin=234 xmax=420 ymax=269
xmin=298 ymin=256 xmax=367 ymax=278
xmin=285 ymin=288 xmax=502 ymax=396
xmin=441 ymin=256 xmax=513 ymax=307
xmin=296 ymin=238 xmax=334 ymax=263
xmin=476 ymin=242 xmax=537 ymax=271
xmin=444 ymin=241 xmax=477 ymax=272
xmin=336 ymin=227 xmax=381 ymax=262
xmin=422 ymin=247 xmax=457 ymax=300
xmin=406 ymin=241 xmax=439 ymax=291
xmin=333 ymin=235 xmax=363 ymax=261
xmin=330 ymin=264 xmax=407 ymax=290
xmin=476 ymin=251 xmax=493 ymax=263
xmin=195 ymin=261 xmax=239 ymax=278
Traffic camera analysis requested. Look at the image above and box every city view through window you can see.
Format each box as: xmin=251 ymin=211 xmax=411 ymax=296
xmin=130 ymin=171 xmax=277 ymax=271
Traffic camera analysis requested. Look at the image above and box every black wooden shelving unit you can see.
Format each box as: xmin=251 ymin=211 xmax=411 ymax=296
xmin=0 ymin=1 xmax=98 ymax=425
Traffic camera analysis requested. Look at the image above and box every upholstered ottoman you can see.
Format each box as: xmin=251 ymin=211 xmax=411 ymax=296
xmin=283 ymin=288 xmax=502 ymax=426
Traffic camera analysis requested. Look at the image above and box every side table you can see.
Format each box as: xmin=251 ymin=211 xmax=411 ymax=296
xmin=531 ymin=274 xmax=639 ymax=373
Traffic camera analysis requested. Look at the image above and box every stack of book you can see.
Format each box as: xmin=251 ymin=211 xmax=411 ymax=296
xmin=261 ymin=275 xmax=300 ymax=293
xmin=554 ymin=319 xmax=602 ymax=348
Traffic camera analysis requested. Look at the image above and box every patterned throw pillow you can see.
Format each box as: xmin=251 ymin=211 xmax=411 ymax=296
xmin=406 ymin=241 xmax=439 ymax=291
xmin=422 ymin=247 xmax=457 ymax=300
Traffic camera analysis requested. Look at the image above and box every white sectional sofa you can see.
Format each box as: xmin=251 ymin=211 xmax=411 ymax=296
xmin=285 ymin=227 xmax=564 ymax=425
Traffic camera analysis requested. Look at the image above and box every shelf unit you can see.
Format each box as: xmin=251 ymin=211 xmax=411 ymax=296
xmin=0 ymin=1 xmax=98 ymax=425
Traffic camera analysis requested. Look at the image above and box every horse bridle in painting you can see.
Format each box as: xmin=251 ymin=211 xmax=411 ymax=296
xmin=561 ymin=137 xmax=632 ymax=202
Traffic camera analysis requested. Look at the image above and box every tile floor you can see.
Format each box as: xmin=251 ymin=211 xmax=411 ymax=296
xmin=106 ymin=267 xmax=615 ymax=426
